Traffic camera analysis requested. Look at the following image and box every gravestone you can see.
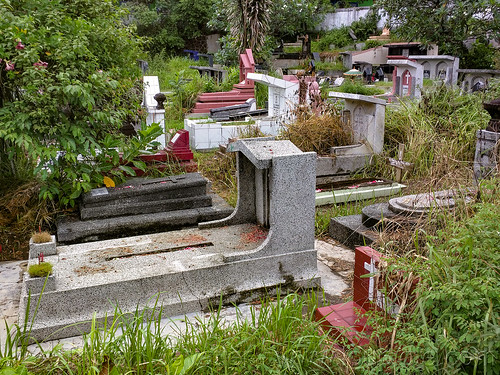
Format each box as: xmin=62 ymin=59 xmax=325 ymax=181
xmin=21 ymin=139 xmax=320 ymax=342
xmin=458 ymin=69 xmax=500 ymax=92
xmin=330 ymin=189 xmax=475 ymax=249
xmin=319 ymin=93 xmax=386 ymax=181
xmin=143 ymin=76 xmax=167 ymax=147
xmin=247 ymin=73 xmax=300 ymax=121
xmin=57 ymin=173 xmax=233 ymax=243
xmin=409 ymin=55 xmax=459 ymax=85
xmin=315 ymin=245 xmax=410 ymax=347
xmin=387 ymin=58 xmax=424 ymax=99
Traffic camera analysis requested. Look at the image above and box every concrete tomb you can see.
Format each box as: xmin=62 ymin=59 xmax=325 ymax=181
xmin=143 ymin=75 xmax=167 ymax=147
xmin=458 ymin=69 xmax=500 ymax=92
xmin=21 ymin=138 xmax=320 ymax=341
xmin=57 ymin=173 xmax=233 ymax=244
xmin=386 ymin=57 xmax=424 ymax=99
xmin=330 ymin=189 xmax=475 ymax=249
xmin=474 ymin=99 xmax=500 ymax=181
xmin=320 ymin=92 xmax=386 ymax=182
xmin=409 ymin=55 xmax=459 ymax=85
xmin=192 ymin=49 xmax=256 ymax=114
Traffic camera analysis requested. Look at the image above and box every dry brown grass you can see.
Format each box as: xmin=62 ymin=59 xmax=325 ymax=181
xmin=0 ymin=181 xmax=59 ymax=260
xmin=31 ymin=231 xmax=52 ymax=243
xmin=280 ymin=103 xmax=352 ymax=155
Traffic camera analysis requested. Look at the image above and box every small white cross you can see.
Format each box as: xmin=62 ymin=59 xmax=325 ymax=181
xmin=364 ymin=260 xmax=377 ymax=301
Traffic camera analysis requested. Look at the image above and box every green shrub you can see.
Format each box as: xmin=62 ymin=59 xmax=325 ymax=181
xmin=318 ymin=27 xmax=352 ymax=51
xmin=363 ymin=40 xmax=387 ymax=50
xmin=28 ymin=262 xmax=53 ymax=278
xmin=0 ymin=0 xmax=152 ymax=206
xmin=351 ymin=182 xmax=500 ymax=374
xmin=332 ymin=80 xmax=385 ymax=95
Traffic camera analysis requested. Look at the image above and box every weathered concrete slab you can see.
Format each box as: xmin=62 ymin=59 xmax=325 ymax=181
xmin=80 ymin=195 xmax=212 ymax=220
xmin=20 ymin=224 xmax=319 ymax=342
xmin=58 ymin=195 xmax=233 ymax=244
xmin=329 ymin=214 xmax=377 ymax=249
xmin=81 ymin=174 xmax=207 ymax=208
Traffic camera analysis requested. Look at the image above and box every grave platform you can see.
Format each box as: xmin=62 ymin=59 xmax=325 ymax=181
xmin=20 ymin=224 xmax=319 ymax=342
xmin=329 ymin=189 xmax=475 ymax=249
xmin=23 ymin=139 xmax=321 ymax=343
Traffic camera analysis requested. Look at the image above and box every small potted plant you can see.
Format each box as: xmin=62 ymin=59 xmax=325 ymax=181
xmin=29 ymin=230 xmax=57 ymax=259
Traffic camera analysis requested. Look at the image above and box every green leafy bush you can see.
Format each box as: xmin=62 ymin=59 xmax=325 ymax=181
xmin=318 ymin=27 xmax=352 ymax=51
xmin=332 ymin=80 xmax=385 ymax=95
xmin=363 ymin=39 xmax=387 ymax=50
xmin=352 ymin=183 xmax=500 ymax=374
xmin=0 ymin=0 xmax=151 ymax=206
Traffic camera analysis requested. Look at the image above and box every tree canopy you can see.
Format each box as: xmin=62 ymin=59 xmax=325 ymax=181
xmin=0 ymin=0 xmax=152 ymax=205
xmin=377 ymin=0 xmax=500 ymax=57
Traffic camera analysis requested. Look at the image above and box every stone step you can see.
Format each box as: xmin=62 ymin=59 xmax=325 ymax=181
xmin=82 ymin=173 xmax=207 ymax=208
xmin=80 ymin=195 xmax=212 ymax=220
xmin=57 ymin=195 xmax=233 ymax=244
xmin=329 ymin=214 xmax=377 ymax=250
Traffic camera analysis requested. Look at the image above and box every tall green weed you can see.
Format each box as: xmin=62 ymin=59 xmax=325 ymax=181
xmin=381 ymin=85 xmax=491 ymax=182
xmin=351 ymin=180 xmax=500 ymax=374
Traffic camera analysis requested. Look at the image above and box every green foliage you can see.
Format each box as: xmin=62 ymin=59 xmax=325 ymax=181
xmin=269 ymin=0 xmax=332 ymax=39
xmin=317 ymin=10 xmax=379 ymax=51
xmin=376 ymin=0 xmax=500 ymax=58
xmin=462 ymin=39 xmax=496 ymax=69
xmin=210 ymin=0 xmax=331 ymax=64
xmin=315 ymin=60 xmax=345 ymax=71
xmin=349 ymin=9 xmax=379 ymax=41
xmin=363 ymin=39 xmax=387 ymax=50
xmin=224 ymin=0 xmax=272 ymax=54
xmin=318 ymin=27 xmax=353 ymax=51
xmin=176 ymin=292 xmax=347 ymax=374
xmin=332 ymin=80 xmax=385 ymax=95
xmin=352 ymin=183 xmax=500 ymax=374
xmin=27 ymin=262 xmax=52 ymax=278
xmin=123 ymin=0 xmax=214 ymax=55
xmin=0 ymin=0 xmax=151 ymax=206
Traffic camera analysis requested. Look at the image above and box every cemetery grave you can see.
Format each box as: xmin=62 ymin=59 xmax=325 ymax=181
xmin=56 ymin=173 xmax=233 ymax=244
xmin=329 ymin=189 xmax=476 ymax=249
xmin=19 ymin=138 xmax=321 ymax=342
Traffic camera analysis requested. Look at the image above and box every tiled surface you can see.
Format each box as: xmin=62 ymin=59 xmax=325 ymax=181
xmin=315 ymin=302 xmax=372 ymax=346
xmin=315 ymin=246 xmax=382 ymax=347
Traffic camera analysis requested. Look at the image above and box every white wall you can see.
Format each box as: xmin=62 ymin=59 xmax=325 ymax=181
xmin=317 ymin=7 xmax=387 ymax=31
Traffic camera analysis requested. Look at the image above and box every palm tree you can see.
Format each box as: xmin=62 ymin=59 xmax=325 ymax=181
xmin=225 ymin=0 xmax=272 ymax=53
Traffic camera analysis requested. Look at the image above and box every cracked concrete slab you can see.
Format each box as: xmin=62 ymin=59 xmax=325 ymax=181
xmin=1 ymin=238 xmax=354 ymax=349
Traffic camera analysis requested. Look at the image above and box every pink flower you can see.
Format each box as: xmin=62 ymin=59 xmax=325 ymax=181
xmin=5 ymin=61 xmax=15 ymax=71
xmin=0 ymin=58 xmax=2 ymax=64
xmin=33 ymin=60 xmax=48 ymax=69
xmin=15 ymin=41 xmax=25 ymax=50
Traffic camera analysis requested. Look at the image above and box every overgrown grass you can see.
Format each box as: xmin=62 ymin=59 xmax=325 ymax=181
xmin=279 ymin=104 xmax=352 ymax=155
xmin=376 ymin=85 xmax=491 ymax=184
xmin=349 ymin=179 xmax=500 ymax=374
xmin=196 ymin=151 xmax=237 ymax=207
xmin=0 ymin=293 xmax=352 ymax=374
xmin=331 ymin=79 xmax=386 ymax=96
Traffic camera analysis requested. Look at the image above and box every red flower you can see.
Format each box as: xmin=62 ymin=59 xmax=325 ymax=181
xmin=15 ymin=41 xmax=25 ymax=50
xmin=33 ymin=60 xmax=48 ymax=69
xmin=5 ymin=61 xmax=15 ymax=71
